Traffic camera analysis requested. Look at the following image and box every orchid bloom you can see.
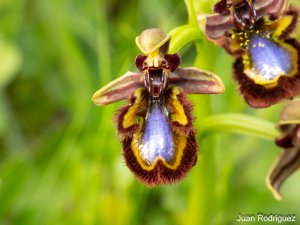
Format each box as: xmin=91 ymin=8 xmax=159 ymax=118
xmin=92 ymin=28 xmax=224 ymax=186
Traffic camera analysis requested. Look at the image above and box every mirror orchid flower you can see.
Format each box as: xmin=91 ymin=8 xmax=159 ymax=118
xmin=267 ymin=99 xmax=300 ymax=200
xmin=202 ymin=0 xmax=300 ymax=108
xmin=92 ymin=28 xmax=224 ymax=186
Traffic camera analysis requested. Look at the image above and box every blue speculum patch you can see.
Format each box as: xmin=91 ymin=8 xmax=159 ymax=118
xmin=140 ymin=101 xmax=174 ymax=164
xmin=247 ymin=35 xmax=293 ymax=82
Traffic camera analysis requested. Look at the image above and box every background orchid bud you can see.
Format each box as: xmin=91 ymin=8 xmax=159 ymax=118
xmin=267 ymin=99 xmax=300 ymax=200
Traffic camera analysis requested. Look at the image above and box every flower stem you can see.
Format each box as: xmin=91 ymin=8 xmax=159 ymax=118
xmin=198 ymin=113 xmax=279 ymax=140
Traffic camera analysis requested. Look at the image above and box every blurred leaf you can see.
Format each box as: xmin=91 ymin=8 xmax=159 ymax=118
xmin=0 ymin=0 xmax=300 ymax=225
xmin=198 ymin=113 xmax=279 ymax=140
xmin=0 ymin=37 xmax=22 ymax=88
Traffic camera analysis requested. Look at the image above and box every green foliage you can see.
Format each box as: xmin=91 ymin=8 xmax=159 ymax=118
xmin=1 ymin=0 xmax=300 ymax=225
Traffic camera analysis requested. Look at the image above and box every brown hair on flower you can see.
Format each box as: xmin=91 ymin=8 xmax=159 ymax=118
xmin=202 ymin=0 xmax=300 ymax=108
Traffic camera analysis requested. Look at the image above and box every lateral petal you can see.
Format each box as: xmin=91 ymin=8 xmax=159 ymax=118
xmin=92 ymin=71 xmax=143 ymax=106
xmin=267 ymin=145 xmax=300 ymax=200
xmin=168 ymin=67 xmax=225 ymax=94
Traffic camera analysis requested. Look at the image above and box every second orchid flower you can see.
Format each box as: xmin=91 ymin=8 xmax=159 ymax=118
xmin=202 ymin=0 xmax=300 ymax=108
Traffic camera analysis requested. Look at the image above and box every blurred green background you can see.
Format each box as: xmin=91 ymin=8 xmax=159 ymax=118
xmin=1 ymin=0 xmax=300 ymax=224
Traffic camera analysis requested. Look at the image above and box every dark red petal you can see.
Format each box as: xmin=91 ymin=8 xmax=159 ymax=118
xmin=213 ymin=0 xmax=231 ymax=14
xmin=275 ymin=134 xmax=294 ymax=148
xmin=164 ymin=53 xmax=181 ymax=72
xmin=135 ymin=55 xmax=147 ymax=71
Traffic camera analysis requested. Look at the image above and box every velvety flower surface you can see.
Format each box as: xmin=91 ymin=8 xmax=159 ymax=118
xmin=92 ymin=28 xmax=224 ymax=186
xmin=202 ymin=0 xmax=300 ymax=108
xmin=267 ymin=99 xmax=300 ymax=200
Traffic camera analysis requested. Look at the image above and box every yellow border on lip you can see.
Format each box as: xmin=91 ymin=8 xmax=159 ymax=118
xmin=273 ymin=15 xmax=294 ymax=37
xmin=123 ymin=88 xmax=144 ymax=129
xmin=169 ymin=87 xmax=188 ymax=126
xmin=124 ymin=87 xmax=189 ymax=171
xmin=131 ymin=130 xmax=187 ymax=171
xmin=243 ymin=38 xmax=298 ymax=88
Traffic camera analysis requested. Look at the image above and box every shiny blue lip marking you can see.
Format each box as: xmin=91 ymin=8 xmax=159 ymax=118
xmin=248 ymin=35 xmax=292 ymax=81
xmin=141 ymin=101 xmax=174 ymax=164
